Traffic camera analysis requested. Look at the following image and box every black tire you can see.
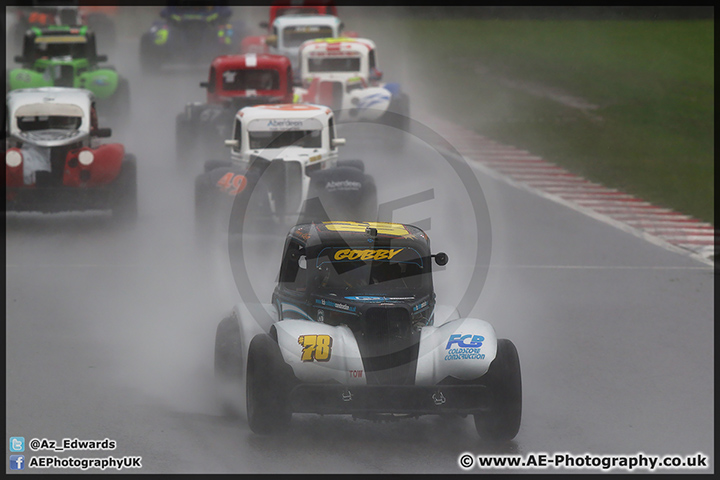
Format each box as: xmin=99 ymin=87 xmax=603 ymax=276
xmin=246 ymin=333 xmax=294 ymax=434
xmin=176 ymin=113 xmax=195 ymax=170
xmin=204 ymin=159 xmax=233 ymax=174
xmin=139 ymin=34 xmax=162 ymax=74
xmin=474 ymin=339 xmax=522 ymax=442
xmin=214 ymin=315 xmax=244 ymax=416
xmin=86 ymin=14 xmax=116 ymax=52
xmin=111 ymin=156 xmax=138 ymax=224
xmin=214 ymin=316 xmax=243 ymax=381
xmin=112 ymin=77 xmax=131 ymax=128
xmin=376 ymin=93 xmax=409 ymax=150
xmin=337 ymin=159 xmax=365 ymax=172
xmin=194 ymin=174 xmax=216 ymax=240
xmin=392 ymin=92 xmax=410 ymax=130
xmin=10 ymin=22 xmax=27 ymax=54
xmin=96 ymin=77 xmax=129 ymax=132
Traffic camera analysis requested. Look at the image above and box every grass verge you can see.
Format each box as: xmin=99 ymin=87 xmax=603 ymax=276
xmin=394 ymin=19 xmax=714 ymax=225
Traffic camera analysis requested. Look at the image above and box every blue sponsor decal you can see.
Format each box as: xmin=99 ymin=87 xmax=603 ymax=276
xmin=344 ymin=296 xmax=413 ymax=302
xmin=445 ymin=334 xmax=486 ymax=360
xmin=446 ymin=334 xmax=484 ymax=350
xmin=413 ymin=300 xmax=428 ymax=312
xmin=358 ymin=93 xmax=390 ymax=110
xmin=315 ymin=298 xmax=356 ymax=312
xmin=445 ymin=349 xmax=485 ymax=361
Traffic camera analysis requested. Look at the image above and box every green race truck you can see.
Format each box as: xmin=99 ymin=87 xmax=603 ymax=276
xmin=8 ymin=26 xmax=130 ymax=128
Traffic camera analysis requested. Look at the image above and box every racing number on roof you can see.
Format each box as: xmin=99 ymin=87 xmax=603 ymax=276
xmin=261 ymin=104 xmax=321 ymax=111
xmin=298 ymin=335 xmax=333 ymax=362
xmin=29 ymin=12 xmax=51 ymax=25
xmin=216 ymin=172 xmax=247 ymax=196
xmin=325 ymin=221 xmax=409 ymax=237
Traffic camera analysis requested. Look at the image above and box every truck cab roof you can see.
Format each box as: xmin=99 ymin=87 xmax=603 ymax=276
xmin=20 ymin=25 xmax=99 ymax=61
xmin=272 ymin=14 xmax=342 ymax=29
xmin=299 ymin=37 xmax=378 ymax=83
xmin=288 ymin=221 xmax=431 ymax=252
xmin=235 ymin=103 xmax=333 ymax=124
xmin=205 ymin=53 xmax=294 ymax=104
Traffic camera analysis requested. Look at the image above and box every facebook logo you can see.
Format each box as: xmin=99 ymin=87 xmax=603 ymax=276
xmin=9 ymin=437 xmax=25 ymax=452
xmin=9 ymin=455 xmax=25 ymax=470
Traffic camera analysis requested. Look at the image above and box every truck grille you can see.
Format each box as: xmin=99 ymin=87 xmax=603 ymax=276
xmin=259 ymin=159 xmax=302 ymax=215
xmin=355 ymin=307 xmax=420 ymax=385
xmin=53 ymin=65 xmax=75 ymax=87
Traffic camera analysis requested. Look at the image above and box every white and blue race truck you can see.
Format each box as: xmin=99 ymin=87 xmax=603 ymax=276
xmin=294 ymin=37 xmax=410 ymax=129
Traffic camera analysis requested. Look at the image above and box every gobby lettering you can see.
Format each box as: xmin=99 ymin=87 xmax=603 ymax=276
xmin=333 ymin=249 xmax=404 ymax=261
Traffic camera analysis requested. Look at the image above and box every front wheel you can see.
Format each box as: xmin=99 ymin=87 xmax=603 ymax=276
xmin=214 ymin=315 xmax=244 ymax=416
xmin=111 ymin=156 xmax=138 ymax=224
xmin=140 ymin=34 xmax=162 ymax=74
xmin=194 ymin=174 xmax=218 ymax=243
xmin=86 ymin=13 xmax=116 ymax=52
xmin=246 ymin=333 xmax=293 ymax=434
xmin=214 ymin=316 xmax=243 ymax=381
xmin=473 ymin=338 xmax=522 ymax=442
xmin=112 ymin=77 xmax=131 ymax=128
xmin=386 ymin=92 xmax=410 ymax=131
xmin=176 ymin=113 xmax=196 ymax=171
xmin=203 ymin=159 xmax=233 ymax=174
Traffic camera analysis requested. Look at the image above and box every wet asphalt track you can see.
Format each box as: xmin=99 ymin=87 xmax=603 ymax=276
xmin=5 ymin=7 xmax=714 ymax=474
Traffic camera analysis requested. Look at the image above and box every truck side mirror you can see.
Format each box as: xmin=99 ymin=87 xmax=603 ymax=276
xmin=91 ymin=127 xmax=112 ymax=138
xmin=200 ymin=81 xmax=209 ymax=89
xmin=259 ymin=21 xmax=269 ymax=29
xmin=433 ymin=252 xmax=449 ymax=266
xmin=331 ymin=138 xmax=346 ymax=147
xmin=224 ymin=139 xmax=239 ymax=148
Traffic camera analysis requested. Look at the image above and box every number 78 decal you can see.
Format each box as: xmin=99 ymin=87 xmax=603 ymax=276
xmin=298 ymin=334 xmax=333 ymax=362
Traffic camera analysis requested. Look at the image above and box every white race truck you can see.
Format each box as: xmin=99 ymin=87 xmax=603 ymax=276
xmin=246 ymin=14 xmax=346 ymax=85
xmin=294 ymin=37 xmax=410 ymax=129
xmin=194 ymin=103 xmax=377 ymax=234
